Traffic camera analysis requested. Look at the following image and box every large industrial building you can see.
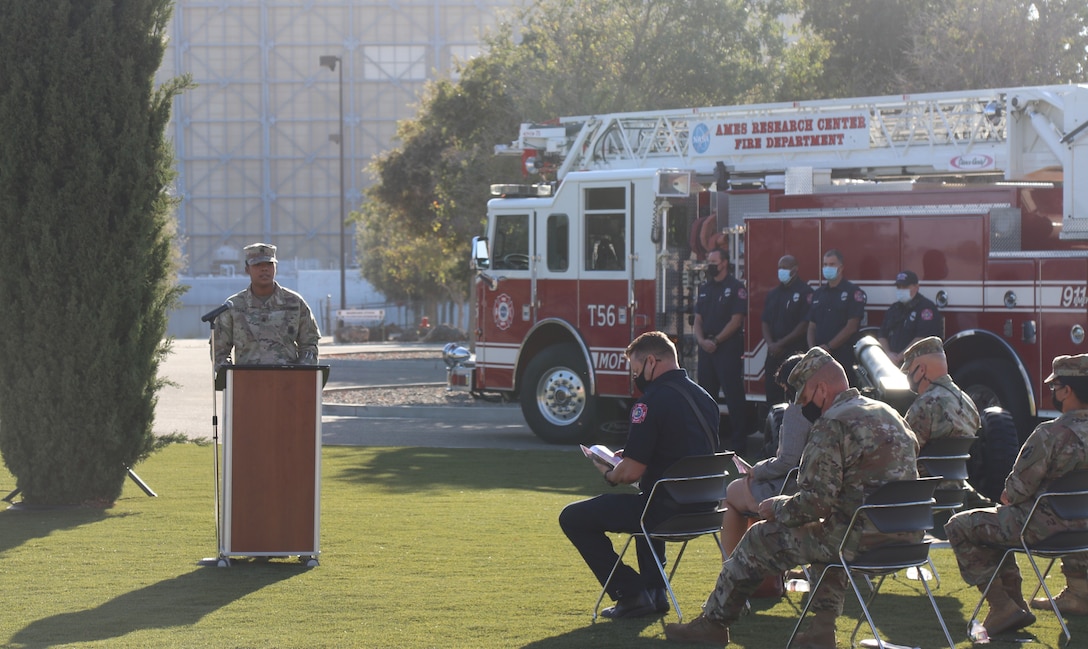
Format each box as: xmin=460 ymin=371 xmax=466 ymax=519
xmin=160 ymin=0 xmax=524 ymax=336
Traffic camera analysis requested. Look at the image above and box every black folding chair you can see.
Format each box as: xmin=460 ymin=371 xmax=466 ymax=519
xmin=786 ymin=477 xmax=954 ymax=649
xmin=967 ymin=468 xmax=1088 ymax=645
xmin=916 ymin=436 xmax=975 ymax=588
xmin=593 ymin=453 xmax=735 ymax=622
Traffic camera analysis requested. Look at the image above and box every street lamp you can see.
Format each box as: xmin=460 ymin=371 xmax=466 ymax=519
xmin=319 ymin=54 xmax=346 ymax=310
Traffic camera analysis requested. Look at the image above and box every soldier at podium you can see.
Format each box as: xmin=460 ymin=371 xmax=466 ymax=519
xmin=213 ymin=242 xmax=321 ymax=370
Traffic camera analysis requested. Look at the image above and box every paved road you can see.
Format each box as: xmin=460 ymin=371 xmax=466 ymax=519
xmin=156 ymin=338 xmax=552 ymax=450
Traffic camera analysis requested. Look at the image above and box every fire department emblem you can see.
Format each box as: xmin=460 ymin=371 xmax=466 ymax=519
xmin=493 ymin=293 xmax=515 ymax=331
xmin=631 ymin=402 xmax=648 ymax=424
xmin=920 ymin=308 xmax=934 ymax=321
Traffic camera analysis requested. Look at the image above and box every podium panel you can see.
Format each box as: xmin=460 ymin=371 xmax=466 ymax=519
xmin=221 ymin=365 xmax=326 ymax=559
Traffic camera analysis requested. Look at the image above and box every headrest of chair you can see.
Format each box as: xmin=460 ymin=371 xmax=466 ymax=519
xmin=864 ymin=477 xmax=940 ymax=505
xmin=1049 ymin=469 xmax=1088 ymax=493
xmin=660 ymin=452 xmax=733 ymax=479
xmin=918 ymin=436 xmax=976 ymax=458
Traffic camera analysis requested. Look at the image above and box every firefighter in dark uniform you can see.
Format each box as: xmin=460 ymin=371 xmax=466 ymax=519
xmin=807 ymin=248 xmax=867 ymax=386
xmin=695 ymin=248 xmax=748 ymax=454
xmin=878 ymin=269 xmax=942 ymax=366
xmin=761 ymin=254 xmax=812 ymax=406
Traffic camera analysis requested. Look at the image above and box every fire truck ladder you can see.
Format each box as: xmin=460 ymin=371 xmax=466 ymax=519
xmin=508 ymin=85 xmax=1088 ymax=238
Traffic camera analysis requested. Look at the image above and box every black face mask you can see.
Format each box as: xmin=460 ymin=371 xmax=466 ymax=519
xmin=801 ymin=400 xmax=822 ymax=423
xmin=707 ymin=264 xmax=720 ymax=278
xmin=634 ymin=359 xmax=657 ymax=393
xmin=907 ymin=365 xmax=925 ymax=393
xmin=1052 ymin=386 xmax=1065 ymax=412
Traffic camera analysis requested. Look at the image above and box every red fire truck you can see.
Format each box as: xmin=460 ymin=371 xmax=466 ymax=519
xmin=455 ymin=85 xmax=1088 ymax=456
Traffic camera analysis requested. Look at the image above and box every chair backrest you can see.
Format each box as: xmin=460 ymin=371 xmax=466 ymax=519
xmin=656 ymin=452 xmax=734 ymax=505
xmin=918 ymin=437 xmax=974 ymax=481
xmin=1040 ymin=468 xmax=1088 ymax=522
xmin=857 ymin=477 xmax=941 ymax=535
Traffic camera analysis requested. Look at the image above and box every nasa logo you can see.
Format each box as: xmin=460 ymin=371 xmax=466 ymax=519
xmin=691 ymin=123 xmax=711 ymax=154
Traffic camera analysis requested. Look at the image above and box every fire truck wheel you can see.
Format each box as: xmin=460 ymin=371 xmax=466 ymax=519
xmin=968 ymin=407 xmax=1020 ymax=502
xmin=520 ymin=344 xmax=597 ymax=444
xmin=761 ymin=403 xmax=787 ymax=458
xmin=953 ymin=359 xmax=1032 ymax=442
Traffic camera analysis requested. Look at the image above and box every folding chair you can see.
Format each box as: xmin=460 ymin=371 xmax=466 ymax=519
xmin=786 ymin=477 xmax=954 ymax=649
xmin=967 ymin=468 xmax=1088 ymax=645
xmin=915 ymin=436 xmax=975 ymax=588
xmin=593 ymin=452 xmax=734 ymax=622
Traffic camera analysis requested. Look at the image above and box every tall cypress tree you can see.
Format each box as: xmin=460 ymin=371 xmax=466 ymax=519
xmin=0 ymin=1 xmax=187 ymax=505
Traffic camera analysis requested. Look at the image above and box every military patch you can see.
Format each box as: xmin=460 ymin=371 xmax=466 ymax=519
xmin=631 ymin=402 xmax=648 ymax=424
xmin=921 ymin=308 xmax=934 ymax=321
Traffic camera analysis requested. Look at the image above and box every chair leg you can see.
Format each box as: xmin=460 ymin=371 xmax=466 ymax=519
xmin=919 ymin=568 xmax=957 ymax=649
xmin=592 ymin=534 xmax=636 ymax=621
xmin=786 ymin=565 xmax=834 ymax=649
xmin=1023 ymin=552 xmax=1073 ymax=645
xmin=966 ymin=549 xmax=1016 ymax=639
xmin=849 ymin=574 xmax=887 ymax=647
xmin=843 ymin=567 xmax=888 ymax=649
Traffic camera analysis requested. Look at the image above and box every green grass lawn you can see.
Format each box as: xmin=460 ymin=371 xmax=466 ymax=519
xmin=1 ymin=443 xmax=1084 ymax=648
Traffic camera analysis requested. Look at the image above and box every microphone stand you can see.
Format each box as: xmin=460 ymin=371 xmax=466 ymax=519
xmin=202 ymin=306 xmax=229 ymax=567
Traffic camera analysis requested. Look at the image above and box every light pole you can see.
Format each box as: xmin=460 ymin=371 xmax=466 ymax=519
xmin=319 ymin=54 xmax=346 ymax=310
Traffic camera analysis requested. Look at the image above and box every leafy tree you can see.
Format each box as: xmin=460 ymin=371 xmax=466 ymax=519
xmin=0 ymin=1 xmax=187 ymax=505
xmin=359 ymin=55 xmax=521 ymax=328
xmin=796 ymin=0 xmax=944 ymax=97
xmin=359 ymin=0 xmax=804 ymax=321
xmin=901 ymin=0 xmax=1088 ymax=90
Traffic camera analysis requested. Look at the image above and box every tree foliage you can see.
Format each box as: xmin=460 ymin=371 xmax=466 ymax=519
xmin=901 ymin=0 xmax=1088 ymax=91
xmin=358 ymin=0 xmax=798 ymax=315
xmin=0 ymin=1 xmax=187 ymax=505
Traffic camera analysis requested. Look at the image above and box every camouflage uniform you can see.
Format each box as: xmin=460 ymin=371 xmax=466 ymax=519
xmin=213 ymin=282 xmax=320 ymax=366
xmin=700 ymin=386 xmax=920 ymax=625
xmin=212 ymin=243 xmax=320 ymax=367
xmin=905 ymin=374 xmax=980 ymax=448
xmin=945 ymin=410 xmax=1088 ymax=585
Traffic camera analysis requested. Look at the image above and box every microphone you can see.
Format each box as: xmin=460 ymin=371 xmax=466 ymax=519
xmin=201 ymin=300 xmax=233 ymax=323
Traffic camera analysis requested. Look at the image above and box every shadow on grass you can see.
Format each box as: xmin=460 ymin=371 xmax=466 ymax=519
xmin=334 ymin=446 xmax=597 ymax=495
xmin=7 ymin=564 xmax=302 ymax=647
xmin=0 ymin=506 xmax=113 ymax=556
xmin=520 ymin=617 xmax=670 ymax=648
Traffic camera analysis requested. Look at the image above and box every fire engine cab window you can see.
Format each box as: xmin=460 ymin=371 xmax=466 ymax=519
xmin=547 ymin=214 xmax=569 ymax=272
xmin=491 ymin=214 xmax=530 ymax=270
xmin=585 ymin=187 xmax=626 ymax=271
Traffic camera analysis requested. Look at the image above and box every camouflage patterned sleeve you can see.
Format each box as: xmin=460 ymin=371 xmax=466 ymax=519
xmin=296 ymin=298 xmax=321 ymax=362
xmin=212 ymin=306 xmax=235 ymax=368
xmin=1003 ymin=421 xmax=1054 ymax=505
xmin=774 ymin=419 xmax=842 ymax=526
xmin=904 ymin=398 xmax=932 ymax=448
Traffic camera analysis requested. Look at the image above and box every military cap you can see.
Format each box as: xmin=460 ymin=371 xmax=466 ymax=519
xmin=895 ymin=270 xmax=919 ymax=286
xmin=1044 ymin=354 xmax=1088 ymax=383
xmin=244 ymin=242 xmax=277 ymax=266
xmin=789 ymin=347 xmax=834 ymax=403
xmin=899 ymin=336 xmax=945 ymax=371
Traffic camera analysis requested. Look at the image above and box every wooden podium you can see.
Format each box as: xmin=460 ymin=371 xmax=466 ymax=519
xmin=219 ymin=364 xmax=328 ymax=566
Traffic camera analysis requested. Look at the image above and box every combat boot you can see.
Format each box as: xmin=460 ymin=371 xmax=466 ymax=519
xmin=1000 ymin=571 xmax=1031 ymax=611
xmin=1030 ymin=576 xmax=1088 ymax=616
xmin=791 ymin=610 xmax=837 ymax=649
xmin=663 ymin=613 xmax=731 ymax=645
xmin=980 ymin=584 xmax=1036 ymax=635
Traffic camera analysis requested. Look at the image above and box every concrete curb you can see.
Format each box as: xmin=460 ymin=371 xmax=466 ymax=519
xmin=322 ymin=403 xmax=523 ymax=423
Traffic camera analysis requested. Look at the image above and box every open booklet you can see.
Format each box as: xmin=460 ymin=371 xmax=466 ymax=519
xmin=580 ymin=444 xmax=620 ymax=469
xmin=733 ymin=454 xmax=751 ymax=475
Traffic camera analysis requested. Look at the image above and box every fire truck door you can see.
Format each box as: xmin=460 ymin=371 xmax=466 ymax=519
xmin=534 ymin=211 xmax=577 ymax=326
